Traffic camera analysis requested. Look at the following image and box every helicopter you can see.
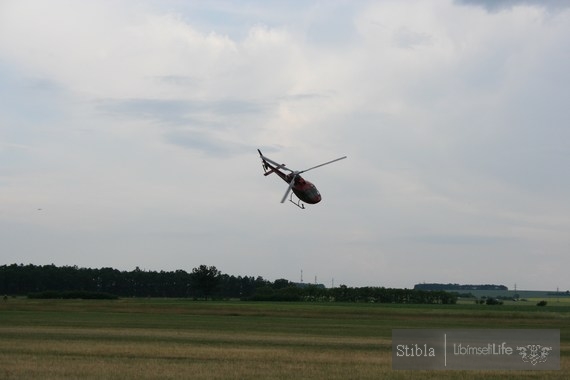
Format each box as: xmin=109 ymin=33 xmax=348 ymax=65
xmin=257 ymin=149 xmax=347 ymax=209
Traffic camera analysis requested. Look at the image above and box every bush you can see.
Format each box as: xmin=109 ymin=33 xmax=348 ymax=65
xmin=536 ymin=300 xmax=547 ymax=307
xmin=485 ymin=298 xmax=503 ymax=305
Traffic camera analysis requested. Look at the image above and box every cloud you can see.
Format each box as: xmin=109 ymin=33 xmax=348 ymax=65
xmin=98 ymin=97 xmax=270 ymax=125
xmin=1 ymin=0 xmax=569 ymax=289
xmin=392 ymin=27 xmax=433 ymax=49
xmin=164 ymin=129 xmax=253 ymax=157
xmin=97 ymin=97 xmax=271 ymax=156
xmin=456 ymin=0 xmax=570 ymax=13
xmin=409 ymin=234 xmax=517 ymax=246
xmin=98 ymin=98 xmax=195 ymax=125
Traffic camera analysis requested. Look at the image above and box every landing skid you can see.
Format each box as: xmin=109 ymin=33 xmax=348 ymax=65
xmin=289 ymin=193 xmax=305 ymax=209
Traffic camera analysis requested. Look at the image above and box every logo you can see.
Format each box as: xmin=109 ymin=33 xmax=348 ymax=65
xmin=392 ymin=329 xmax=560 ymax=370
xmin=516 ymin=344 xmax=553 ymax=366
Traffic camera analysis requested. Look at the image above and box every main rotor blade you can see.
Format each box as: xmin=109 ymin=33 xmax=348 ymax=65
xmin=299 ymin=156 xmax=347 ymax=174
xmin=280 ymin=175 xmax=296 ymax=203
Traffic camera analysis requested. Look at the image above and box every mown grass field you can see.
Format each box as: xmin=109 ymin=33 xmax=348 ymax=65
xmin=1 ymin=298 xmax=569 ymax=379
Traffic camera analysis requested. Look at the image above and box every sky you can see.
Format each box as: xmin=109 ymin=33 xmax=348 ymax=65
xmin=1 ymin=0 xmax=569 ymax=290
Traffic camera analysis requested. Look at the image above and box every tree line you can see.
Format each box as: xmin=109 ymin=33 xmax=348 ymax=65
xmin=414 ymin=283 xmax=508 ymax=291
xmin=0 ymin=264 xmax=264 ymax=299
xmin=1 ymin=264 xmax=456 ymax=304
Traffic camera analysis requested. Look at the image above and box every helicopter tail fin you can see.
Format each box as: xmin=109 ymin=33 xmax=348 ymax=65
xmin=258 ymin=149 xmax=270 ymax=172
xmin=257 ymin=149 xmax=290 ymax=178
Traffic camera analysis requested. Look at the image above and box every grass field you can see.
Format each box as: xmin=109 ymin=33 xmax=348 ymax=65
xmin=1 ymin=298 xmax=568 ymax=379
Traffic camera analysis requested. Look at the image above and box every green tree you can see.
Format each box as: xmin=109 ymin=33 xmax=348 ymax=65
xmin=190 ymin=265 xmax=221 ymax=300
xmin=273 ymin=279 xmax=291 ymax=290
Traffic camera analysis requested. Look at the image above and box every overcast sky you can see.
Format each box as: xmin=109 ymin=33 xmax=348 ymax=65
xmin=1 ymin=0 xmax=569 ymax=290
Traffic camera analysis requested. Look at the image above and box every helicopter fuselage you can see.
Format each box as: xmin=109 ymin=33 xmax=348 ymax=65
xmin=264 ymin=162 xmax=322 ymax=204
xmin=258 ymin=149 xmax=345 ymax=207
xmin=286 ymin=174 xmax=322 ymax=204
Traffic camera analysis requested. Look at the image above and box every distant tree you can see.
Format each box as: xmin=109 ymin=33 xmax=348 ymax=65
xmin=273 ymin=279 xmax=291 ymax=290
xmin=190 ymin=265 xmax=221 ymax=300
xmin=414 ymin=283 xmax=508 ymax=291
xmin=537 ymin=300 xmax=547 ymax=307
